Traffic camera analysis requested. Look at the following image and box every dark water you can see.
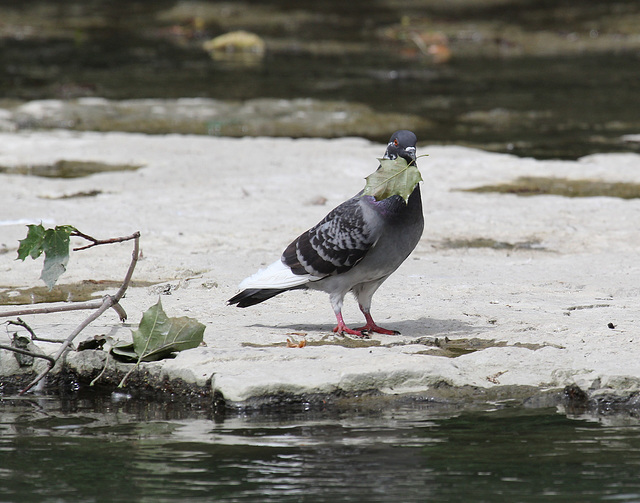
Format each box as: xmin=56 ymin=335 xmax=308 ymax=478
xmin=2 ymin=394 xmax=640 ymax=502
xmin=1 ymin=0 xmax=640 ymax=158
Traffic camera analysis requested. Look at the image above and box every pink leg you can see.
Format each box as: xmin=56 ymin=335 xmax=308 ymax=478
xmin=354 ymin=308 xmax=400 ymax=335
xmin=333 ymin=312 xmax=370 ymax=338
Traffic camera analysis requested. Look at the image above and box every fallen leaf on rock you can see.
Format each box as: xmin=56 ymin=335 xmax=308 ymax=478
xmin=111 ymin=298 xmax=205 ymax=363
xmin=77 ymin=335 xmax=107 ymax=351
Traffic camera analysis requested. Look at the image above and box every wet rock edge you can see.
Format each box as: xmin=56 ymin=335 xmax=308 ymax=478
xmin=2 ymin=357 xmax=640 ymax=419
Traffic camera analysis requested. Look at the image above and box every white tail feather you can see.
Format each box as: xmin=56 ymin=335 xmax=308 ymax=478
xmin=239 ymin=259 xmax=312 ymax=290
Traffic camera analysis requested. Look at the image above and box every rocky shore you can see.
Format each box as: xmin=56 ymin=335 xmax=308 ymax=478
xmin=1 ymin=130 xmax=639 ymax=412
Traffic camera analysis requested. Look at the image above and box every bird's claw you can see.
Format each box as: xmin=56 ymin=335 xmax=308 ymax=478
xmin=354 ymin=325 xmax=400 ymax=336
xmin=355 ymin=329 xmax=371 ymax=339
xmin=333 ymin=325 xmax=371 ymax=338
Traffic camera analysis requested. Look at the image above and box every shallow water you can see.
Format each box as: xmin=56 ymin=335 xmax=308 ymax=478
xmin=2 ymin=394 xmax=640 ymax=502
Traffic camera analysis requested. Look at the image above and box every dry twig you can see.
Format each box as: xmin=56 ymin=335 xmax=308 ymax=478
xmin=0 ymin=231 xmax=140 ymax=394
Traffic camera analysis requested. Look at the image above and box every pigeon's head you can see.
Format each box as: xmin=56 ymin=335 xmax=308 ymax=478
xmin=383 ymin=130 xmax=417 ymax=164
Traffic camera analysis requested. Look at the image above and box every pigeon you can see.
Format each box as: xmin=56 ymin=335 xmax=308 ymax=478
xmin=228 ymin=130 xmax=424 ymax=337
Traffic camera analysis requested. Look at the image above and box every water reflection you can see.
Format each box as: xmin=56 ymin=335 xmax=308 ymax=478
xmin=2 ymin=393 xmax=640 ymax=502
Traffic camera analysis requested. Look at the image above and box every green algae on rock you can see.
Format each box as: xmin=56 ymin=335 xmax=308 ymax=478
xmin=440 ymin=237 xmax=545 ymax=251
xmin=0 ymin=160 xmax=142 ymax=178
xmin=463 ymin=176 xmax=640 ymax=199
xmin=4 ymin=98 xmax=431 ymax=139
xmin=0 ymin=280 xmax=159 ymax=306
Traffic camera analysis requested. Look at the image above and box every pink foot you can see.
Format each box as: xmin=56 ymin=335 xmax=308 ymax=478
xmin=355 ymin=311 xmax=400 ymax=335
xmin=332 ymin=323 xmax=370 ymax=338
xmin=353 ymin=323 xmax=400 ymax=336
xmin=333 ymin=313 xmax=370 ymax=338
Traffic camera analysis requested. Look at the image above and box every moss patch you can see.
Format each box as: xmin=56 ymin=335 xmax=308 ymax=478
xmin=0 ymin=160 xmax=142 ymax=178
xmin=0 ymin=279 xmax=159 ymax=305
xmin=412 ymin=337 xmax=551 ymax=358
xmin=464 ymin=176 xmax=640 ymax=199
xmin=440 ymin=237 xmax=545 ymax=251
xmin=243 ymin=334 xmax=554 ymax=357
xmin=243 ymin=334 xmax=382 ymax=349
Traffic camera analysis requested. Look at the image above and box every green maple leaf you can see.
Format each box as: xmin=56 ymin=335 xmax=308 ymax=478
xmin=112 ymin=298 xmax=205 ymax=363
xmin=362 ymin=156 xmax=424 ymax=203
xmin=40 ymin=227 xmax=74 ymax=289
xmin=17 ymin=224 xmax=77 ymax=289
xmin=17 ymin=224 xmax=46 ymax=260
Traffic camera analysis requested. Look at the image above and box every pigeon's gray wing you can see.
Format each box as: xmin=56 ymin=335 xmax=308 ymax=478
xmin=282 ymin=196 xmax=379 ymax=277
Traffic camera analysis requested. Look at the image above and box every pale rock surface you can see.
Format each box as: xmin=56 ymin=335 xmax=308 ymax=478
xmin=1 ymin=131 xmax=639 ymax=403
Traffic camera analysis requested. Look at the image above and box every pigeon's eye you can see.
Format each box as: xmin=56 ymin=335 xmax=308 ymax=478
xmin=393 ymin=139 xmax=399 ymax=147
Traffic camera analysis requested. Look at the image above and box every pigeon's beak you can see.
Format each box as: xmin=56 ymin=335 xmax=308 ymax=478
xmin=404 ymin=146 xmax=416 ymax=162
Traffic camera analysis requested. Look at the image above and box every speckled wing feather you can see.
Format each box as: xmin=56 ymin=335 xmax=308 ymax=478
xmin=282 ymin=197 xmax=377 ymax=277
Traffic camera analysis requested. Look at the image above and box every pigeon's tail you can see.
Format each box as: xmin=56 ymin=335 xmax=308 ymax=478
xmin=228 ymin=288 xmax=289 ymax=308
xmin=238 ymin=259 xmax=313 ymax=289
xmin=229 ymin=258 xmax=315 ymax=307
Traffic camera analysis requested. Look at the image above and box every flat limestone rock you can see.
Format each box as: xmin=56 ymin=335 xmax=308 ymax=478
xmin=1 ymin=131 xmax=640 ymax=406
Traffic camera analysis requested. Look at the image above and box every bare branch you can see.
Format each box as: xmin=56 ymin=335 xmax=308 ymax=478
xmin=90 ymin=350 xmax=111 ymax=387
xmin=0 ymin=301 xmax=103 ymax=319
xmin=19 ymin=295 xmax=118 ymax=395
xmin=0 ymin=232 xmax=140 ymax=321
xmin=112 ymin=233 xmax=140 ymax=306
xmin=6 ymin=318 xmax=62 ymax=343
xmin=72 ymin=230 xmax=140 ymax=252
xmin=0 ymin=343 xmax=56 ymax=367
xmin=7 ymin=318 xmax=37 ymax=338
xmin=0 ymin=231 xmax=142 ymax=395
xmin=111 ymin=303 xmax=128 ymax=322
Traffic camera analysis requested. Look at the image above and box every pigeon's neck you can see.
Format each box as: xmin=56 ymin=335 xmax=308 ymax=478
xmin=362 ymin=184 xmax=422 ymax=219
